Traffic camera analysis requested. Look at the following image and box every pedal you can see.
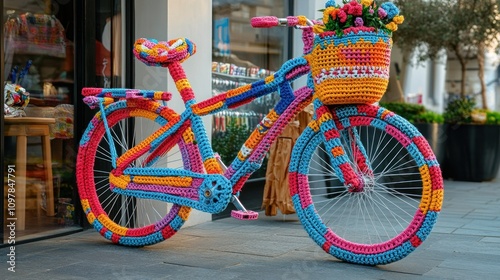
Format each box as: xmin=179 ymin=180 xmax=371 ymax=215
xmin=230 ymin=195 xmax=259 ymax=220
xmin=231 ymin=210 xmax=259 ymax=220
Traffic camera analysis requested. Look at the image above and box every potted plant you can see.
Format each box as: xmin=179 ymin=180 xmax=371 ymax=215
xmin=380 ymin=102 xmax=446 ymax=164
xmin=443 ymin=97 xmax=500 ymax=181
xmin=394 ymin=0 xmax=500 ymax=181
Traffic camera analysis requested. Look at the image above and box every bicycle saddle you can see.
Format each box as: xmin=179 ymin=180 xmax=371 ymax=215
xmin=133 ymin=37 xmax=196 ymax=67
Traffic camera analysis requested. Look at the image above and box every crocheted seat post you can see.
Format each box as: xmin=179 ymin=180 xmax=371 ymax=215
xmin=134 ymin=37 xmax=224 ymax=176
xmin=167 ymin=62 xmax=196 ymax=105
xmin=167 ymin=61 xmax=224 ymax=176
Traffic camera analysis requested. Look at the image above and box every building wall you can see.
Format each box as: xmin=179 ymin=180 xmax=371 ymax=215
xmin=292 ymin=0 xmax=328 ymax=89
xmin=134 ymin=0 xmax=213 ymax=226
xmin=446 ymin=51 xmax=499 ymax=111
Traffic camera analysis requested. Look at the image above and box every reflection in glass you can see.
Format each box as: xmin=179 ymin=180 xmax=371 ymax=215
xmin=2 ymin=0 xmax=77 ymax=241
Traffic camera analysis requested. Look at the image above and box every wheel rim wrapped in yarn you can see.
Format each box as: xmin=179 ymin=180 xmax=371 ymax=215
xmin=77 ymin=100 xmax=202 ymax=246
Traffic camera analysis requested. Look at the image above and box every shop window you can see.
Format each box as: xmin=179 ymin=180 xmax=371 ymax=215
xmin=211 ymin=0 xmax=291 ymax=219
xmin=94 ymin=0 xmax=124 ymax=88
xmin=212 ymin=0 xmax=288 ymax=179
xmin=2 ymin=0 xmax=76 ymax=241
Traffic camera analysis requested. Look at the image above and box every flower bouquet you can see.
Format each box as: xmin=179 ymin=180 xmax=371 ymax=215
xmin=309 ymin=0 xmax=404 ymax=105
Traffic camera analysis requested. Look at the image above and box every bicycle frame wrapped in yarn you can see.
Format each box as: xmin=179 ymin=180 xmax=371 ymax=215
xmin=309 ymin=30 xmax=392 ymax=105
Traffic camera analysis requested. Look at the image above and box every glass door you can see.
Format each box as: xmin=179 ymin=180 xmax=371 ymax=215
xmin=2 ymin=0 xmax=77 ymax=243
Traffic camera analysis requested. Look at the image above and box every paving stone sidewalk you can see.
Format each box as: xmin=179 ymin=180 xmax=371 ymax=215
xmin=2 ymin=177 xmax=500 ymax=280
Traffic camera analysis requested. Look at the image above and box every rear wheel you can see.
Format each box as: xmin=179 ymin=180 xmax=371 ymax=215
xmin=289 ymin=104 xmax=443 ymax=264
xmin=77 ymin=100 xmax=203 ymax=246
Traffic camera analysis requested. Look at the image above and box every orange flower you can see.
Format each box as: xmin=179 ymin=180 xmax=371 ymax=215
xmin=330 ymin=8 xmax=340 ymax=20
xmin=393 ymin=15 xmax=404 ymax=25
xmin=386 ymin=22 xmax=398 ymax=31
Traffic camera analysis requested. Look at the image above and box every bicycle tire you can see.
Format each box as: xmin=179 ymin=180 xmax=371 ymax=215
xmin=77 ymin=100 xmax=203 ymax=246
xmin=289 ymin=104 xmax=443 ymax=265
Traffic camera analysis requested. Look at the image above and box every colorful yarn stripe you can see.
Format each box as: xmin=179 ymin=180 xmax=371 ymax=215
xmin=133 ymin=37 xmax=196 ymax=67
xmin=77 ymin=100 xmax=203 ymax=246
xmin=226 ymin=86 xmax=313 ymax=193
xmin=82 ymin=87 xmax=172 ymax=101
xmin=289 ymin=103 xmax=443 ymax=265
xmin=191 ymin=57 xmax=310 ymax=116
xmin=308 ymin=31 xmax=392 ymax=105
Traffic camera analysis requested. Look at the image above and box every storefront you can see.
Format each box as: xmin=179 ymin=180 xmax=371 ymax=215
xmin=1 ymin=0 xmax=134 ymax=245
xmin=2 ymin=0 xmax=305 ymax=245
xmin=1 ymin=0 xmax=78 ymax=243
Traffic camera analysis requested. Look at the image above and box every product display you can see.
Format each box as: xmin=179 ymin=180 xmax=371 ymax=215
xmin=4 ymin=83 xmax=29 ymax=117
xmin=4 ymin=60 xmax=33 ymax=117
xmin=4 ymin=13 xmax=66 ymax=57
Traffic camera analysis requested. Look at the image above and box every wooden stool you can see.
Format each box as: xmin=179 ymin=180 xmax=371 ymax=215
xmin=4 ymin=117 xmax=56 ymax=230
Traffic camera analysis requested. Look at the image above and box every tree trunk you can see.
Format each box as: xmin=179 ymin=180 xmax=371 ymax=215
xmin=477 ymin=43 xmax=488 ymax=110
xmin=454 ymin=46 xmax=467 ymax=99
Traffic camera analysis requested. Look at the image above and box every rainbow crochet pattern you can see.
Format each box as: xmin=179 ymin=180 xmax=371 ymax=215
xmin=308 ymin=30 xmax=392 ymax=105
xmin=76 ymin=8 xmax=443 ymax=265
xmin=77 ymin=99 xmax=203 ymax=245
xmin=289 ymin=103 xmax=443 ymax=264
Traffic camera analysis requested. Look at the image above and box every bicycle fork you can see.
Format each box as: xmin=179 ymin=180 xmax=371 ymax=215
xmin=315 ymin=102 xmax=373 ymax=193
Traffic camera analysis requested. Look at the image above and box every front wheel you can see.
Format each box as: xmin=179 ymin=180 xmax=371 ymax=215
xmin=77 ymin=100 xmax=203 ymax=246
xmin=289 ymin=104 xmax=444 ymax=265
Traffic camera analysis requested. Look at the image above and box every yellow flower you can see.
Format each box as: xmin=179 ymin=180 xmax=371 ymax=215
xmin=361 ymin=0 xmax=373 ymax=7
xmin=393 ymin=15 xmax=404 ymax=25
xmin=314 ymin=24 xmax=326 ymax=34
xmin=323 ymin=7 xmax=335 ymax=24
xmin=386 ymin=22 xmax=398 ymax=31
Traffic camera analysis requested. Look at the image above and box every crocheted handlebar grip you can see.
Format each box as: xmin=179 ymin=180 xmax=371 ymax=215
xmin=251 ymin=16 xmax=279 ymax=28
xmin=133 ymin=37 xmax=196 ymax=67
xmin=82 ymin=87 xmax=103 ymax=96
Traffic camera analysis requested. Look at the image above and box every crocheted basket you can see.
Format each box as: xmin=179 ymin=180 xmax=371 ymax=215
xmin=309 ymin=30 xmax=392 ymax=105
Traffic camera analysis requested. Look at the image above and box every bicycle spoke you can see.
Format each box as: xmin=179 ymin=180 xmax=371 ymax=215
xmin=299 ymin=118 xmax=430 ymax=247
xmin=84 ymin=111 xmax=191 ymax=232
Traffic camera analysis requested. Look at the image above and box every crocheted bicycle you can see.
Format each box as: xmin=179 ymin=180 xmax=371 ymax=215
xmin=77 ymin=1 xmax=443 ymax=265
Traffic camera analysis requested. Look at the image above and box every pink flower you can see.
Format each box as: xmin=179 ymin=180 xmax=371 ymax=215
xmin=350 ymin=3 xmax=363 ymax=16
xmin=338 ymin=10 xmax=348 ymax=23
xmin=378 ymin=7 xmax=387 ymax=18
xmin=342 ymin=0 xmax=363 ymax=16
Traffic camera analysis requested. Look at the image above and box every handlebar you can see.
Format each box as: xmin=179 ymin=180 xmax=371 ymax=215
xmin=251 ymin=16 xmax=315 ymax=28
xmin=251 ymin=16 xmax=317 ymax=54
